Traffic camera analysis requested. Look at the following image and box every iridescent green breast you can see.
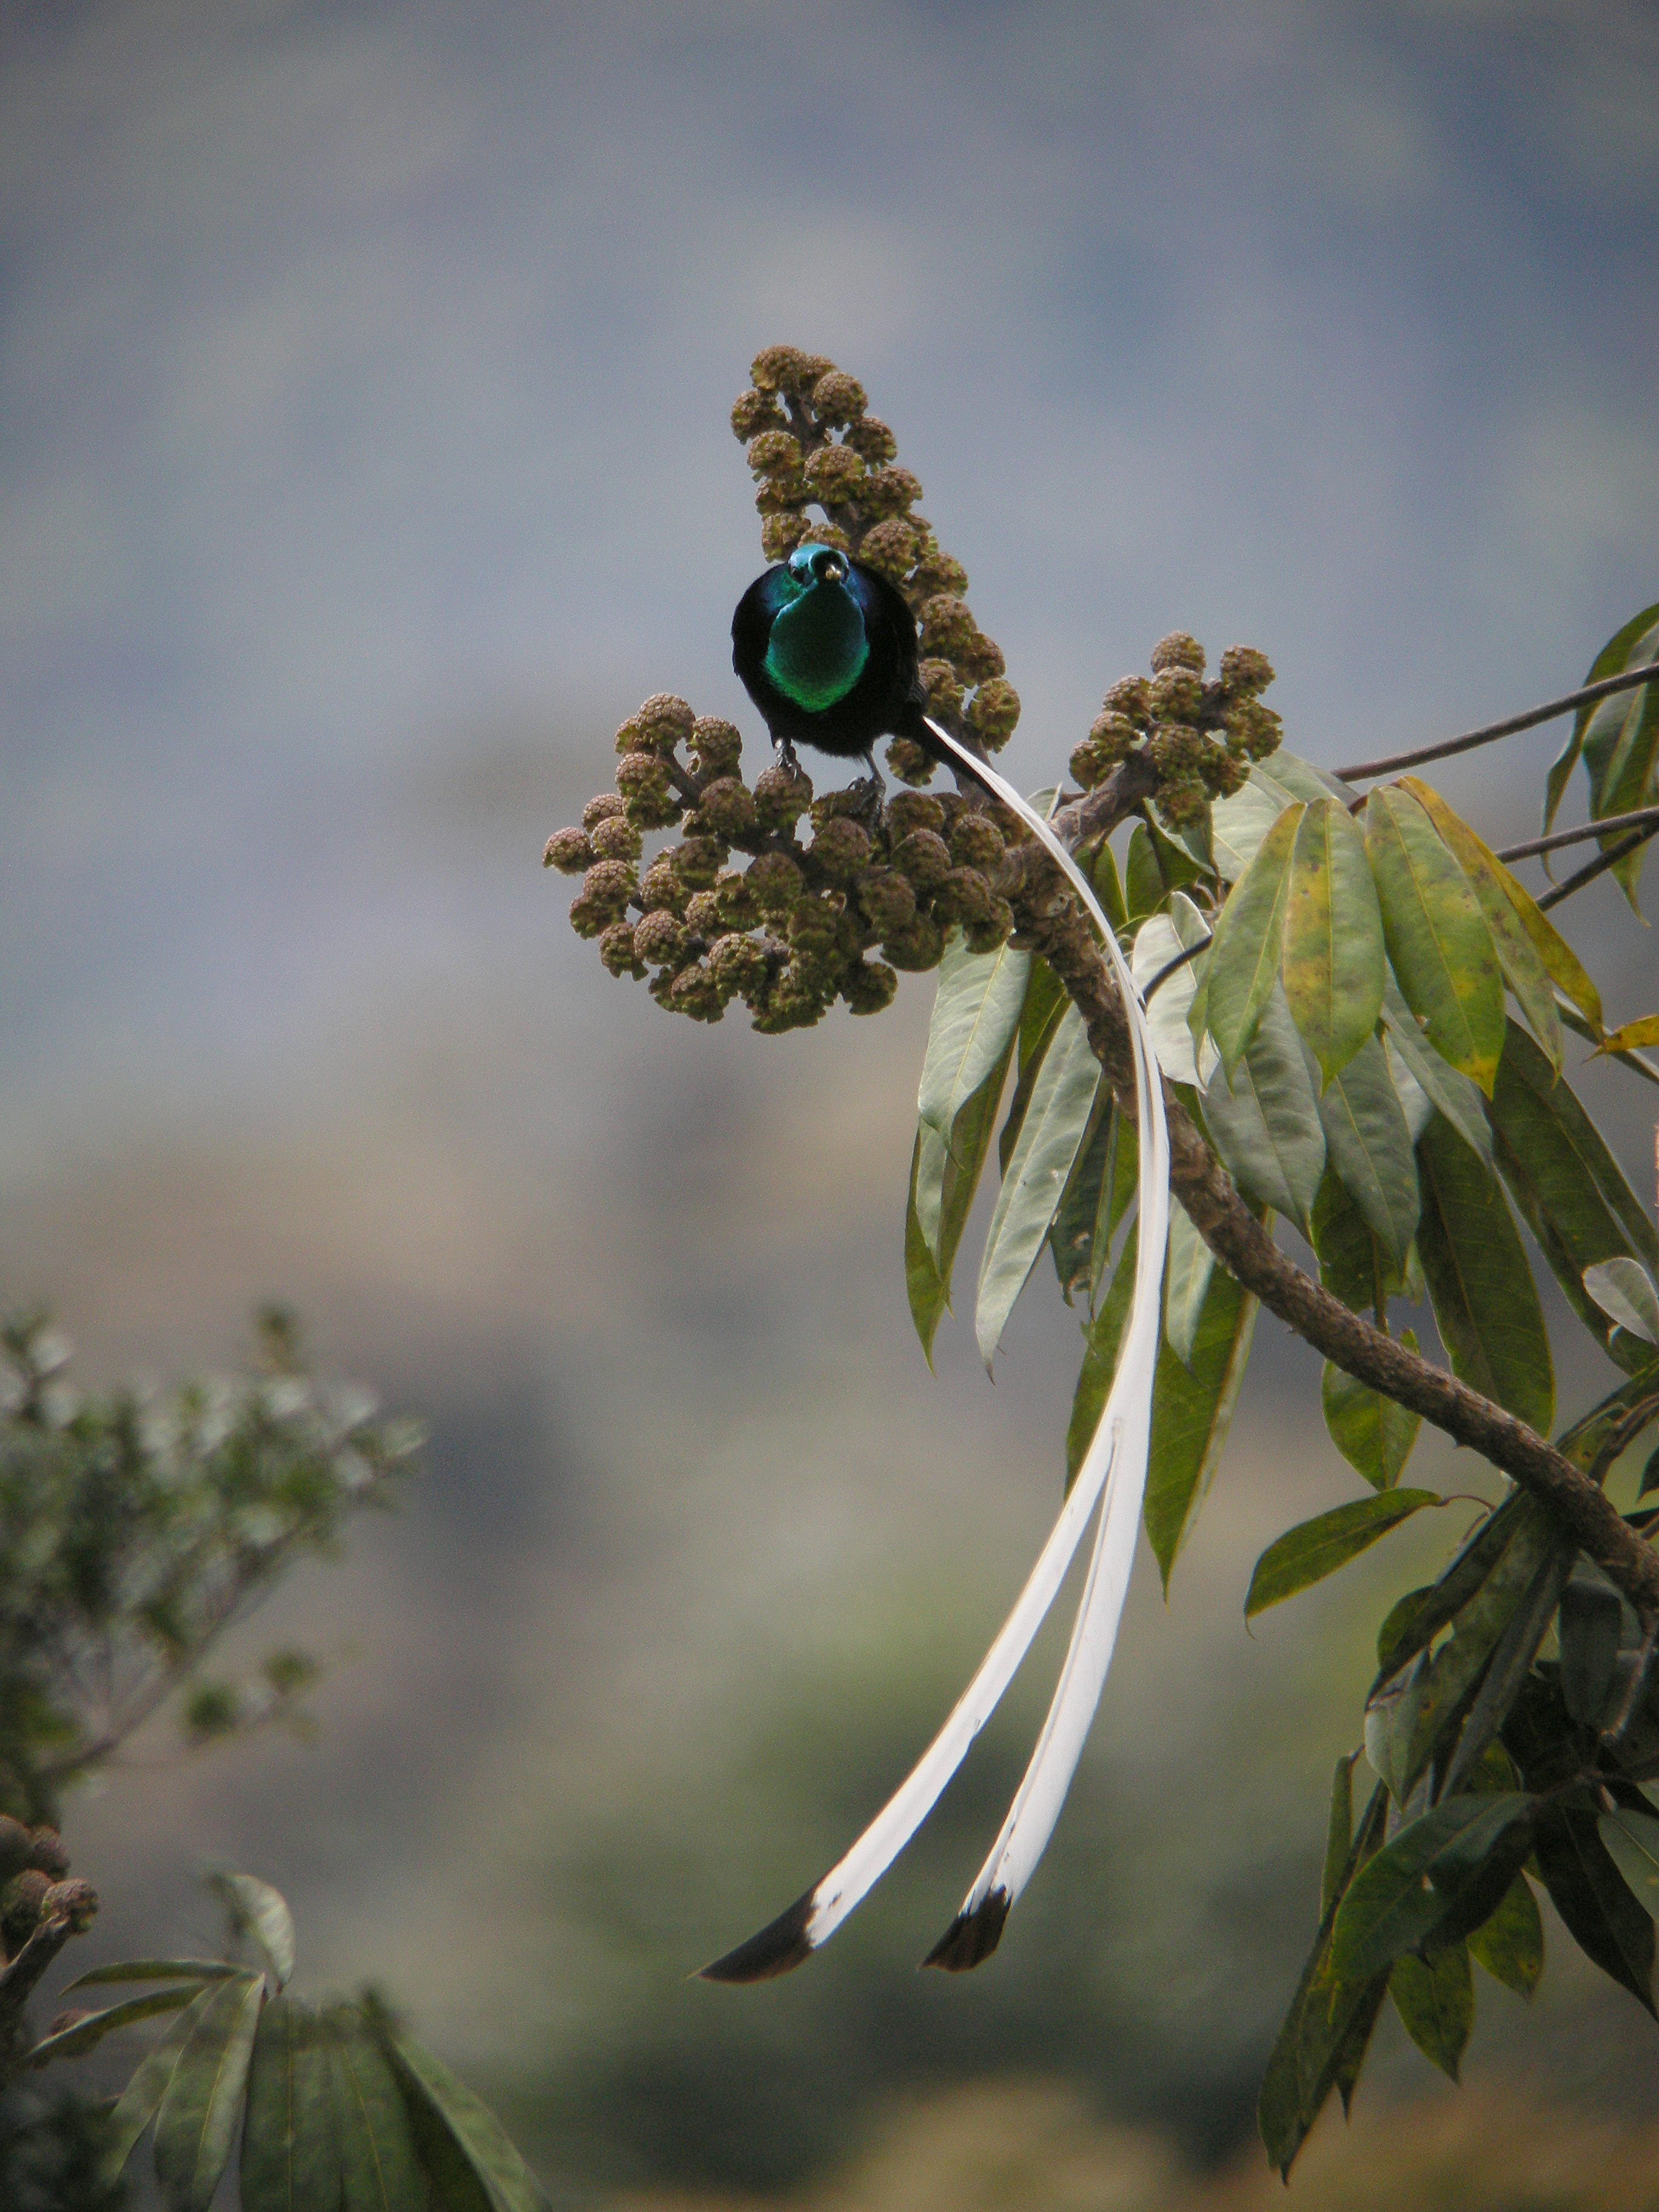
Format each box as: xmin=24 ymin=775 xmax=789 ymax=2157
xmin=764 ymin=578 xmax=870 ymax=711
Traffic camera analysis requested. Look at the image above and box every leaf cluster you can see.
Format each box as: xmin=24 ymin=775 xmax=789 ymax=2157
xmin=0 ymin=1311 xmax=419 ymax=1825
xmin=29 ymin=1874 xmax=546 ymax=2212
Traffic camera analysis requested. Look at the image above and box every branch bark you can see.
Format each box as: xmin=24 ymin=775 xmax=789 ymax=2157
xmin=995 ymin=855 xmax=1659 ymax=1623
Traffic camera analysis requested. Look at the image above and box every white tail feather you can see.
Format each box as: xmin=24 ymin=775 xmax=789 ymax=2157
xmin=703 ymin=720 xmax=1172 ymax=1979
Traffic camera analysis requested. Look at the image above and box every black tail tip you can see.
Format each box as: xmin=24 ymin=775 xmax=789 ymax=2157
xmin=698 ymin=1888 xmax=817 ymax=1984
xmin=920 ymin=1889 xmax=1010 ymax=1972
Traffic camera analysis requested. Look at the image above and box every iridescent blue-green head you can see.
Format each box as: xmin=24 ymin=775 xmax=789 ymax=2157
xmin=760 ymin=541 xmax=871 ymax=712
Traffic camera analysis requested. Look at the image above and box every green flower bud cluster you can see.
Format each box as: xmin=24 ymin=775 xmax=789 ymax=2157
xmin=1068 ymin=631 xmax=1282 ymax=831
xmin=546 ymin=693 xmax=1025 ymax=1031
xmin=729 ymin=346 xmax=1021 ymax=784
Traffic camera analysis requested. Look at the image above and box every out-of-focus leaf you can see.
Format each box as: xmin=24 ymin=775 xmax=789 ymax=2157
xmin=241 ymin=1994 xmax=341 ymax=2212
xmin=1416 ymin=1111 xmax=1553 ymax=1433
xmin=1049 ymin=1094 xmax=1114 ymax=1301
xmin=1322 ymin=1754 xmax=1357 ymax=1920
xmin=153 ymin=1970 xmax=266 ymax=2212
xmin=1601 ymin=1014 xmax=1659 ymax=1055
xmin=1401 ymin=779 xmax=1566 ymax=1067
xmin=1600 ymin=1810 xmax=1659 ymax=1926
xmin=1163 ymin=1200 xmax=1215 ymax=1369
xmin=383 ymin=2030 xmax=548 ymax=2212
xmin=1316 ymin=1035 xmax=1419 ymax=1270
xmin=1144 ymin=1247 xmax=1259 ymax=1589
xmin=1310 ymin=1170 xmax=1393 ymax=1316
xmin=1331 ymin=1795 xmax=1535 ymax=1980
xmin=1204 ymin=799 xmax=1301 ymax=1077
xmin=1584 ymin=1258 xmax=1659 ymax=1346
xmin=207 ymin=1872 xmax=296 ymax=1991
xmin=1579 ymin=615 xmax=1659 ymax=911
xmin=28 ymin=1985 xmax=205 ymax=2068
xmin=916 ymin=932 xmax=1031 ymax=1140
xmin=1067 ymin=1222 xmax=1138 ymax=1487
xmin=1563 ymin=998 xmax=1659 ymax=1087
xmin=100 ymin=1986 xmax=217 ymax=2186
xmin=1245 ymin=1489 xmax=1443 ymax=1618
xmin=1467 ymin=1872 xmax=1544 ymax=1998
xmin=997 ymin=961 xmax=1068 ymax=1175
xmin=1543 ymin=602 xmax=1659 ymax=845
xmin=1373 ymin=1496 xmax=1524 ymax=1682
xmin=1132 ymin=897 xmax=1215 ymax=1087
xmin=1365 ymin=786 xmax=1504 ymax=1092
xmin=1283 ymin=796 xmax=1385 ymax=1087
xmin=1202 ymin=981 xmax=1326 ymax=1234
xmin=1090 ymin=1111 xmax=1139 ymax=1313
xmin=1390 ymin=1943 xmax=1473 ymax=2081
xmin=977 ymin=1004 xmax=1102 ymax=1370
xmin=328 ymin=2010 xmax=424 ymax=2212
xmin=1486 ymin=1020 xmax=1659 ymax=1368
xmin=1532 ymin=1803 xmax=1657 ymax=2015
xmin=66 ymin=1960 xmax=241 ymax=1991
xmin=1322 ymin=1332 xmax=1422 ymax=1490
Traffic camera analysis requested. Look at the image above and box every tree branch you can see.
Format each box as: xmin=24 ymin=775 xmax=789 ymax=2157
xmin=996 ymin=872 xmax=1659 ymax=1624
xmin=1336 ymin=662 xmax=1658 ymax=783
xmin=1537 ymin=820 xmax=1659 ymax=912
xmin=1498 ymin=800 xmax=1659 ymax=863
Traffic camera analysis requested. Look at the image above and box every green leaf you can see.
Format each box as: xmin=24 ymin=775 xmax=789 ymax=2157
xmin=208 ymin=1872 xmax=296 ymax=1990
xmin=329 ymin=2011 xmax=424 ymax=2212
xmin=1364 ymin=786 xmax=1504 ymax=1093
xmin=1201 ymin=982 xmax=1326 ymax=1235
xmin=1584 ymin=1258 xmax=1659 ymax=1346
xmin=1543 ymin=602 xmax=1659 ymax=845
xmin=1467 ymin=1872 xmax=1544 ymax=1998
xmin=1125 ymin=817 xmax=1206 ymax=917
xmin=1048 ymin=1093 xmax=1115 ymax=1301
xmin=1066 ymin=1222 xmax=1138 ymax=1487
xmin=997 ymin=962 xmax=1068 ymax=1174
xmin=1090 ymin=839 xmax=1128 ymax=932
xmin=1532 ymin=1803 xmax=1657 ymax=2015
xmin=1378 ymin=973 xmax=1494 ymax=1166
xmin=905 ymin=1018 xmax=1019 ymax=1364
xmin=1244 ymin=1489 xmax=1444 ymax=1618
xmin=1416 ymin=1110 xmax=1554 ymax=1433
xmin=976 ymin=1004 xmax=1102 ymax=1370
xmin=1373 ymin=1494 xmax=1526 ymax=1681
xmin=1316 ymin=1035 xmax=1419 ymax=1270
xmin=100 ymin=1985 xmax=220 ymax=2187
xmin=1330 ymin=1794 xmax=1535 ymax=1980
xmin=1560 ymin=1574 xmax=1625 ymax=1727
xmin=1439 ymin=1540 xmax=1575 ymax=1798
xmin=1258 ymin=1782 xmax=1390 ymax=2179
xmin=1144 ymin=1248 xmax=1259 ymax=1589
xmin=28 ymin=1985 xmax=207 ymax=2068
xmin=1209 ymin=765 xmax=1300 ymax=880
xmin=1309 ymin=1169 xmax=1392 ymax=1316
xmin=1322 ymin=1332 xmax=1422 ymax=1490
xmin=153 ymin=1971 xmax=266 ymax=2212
xmin=1580 ymin=615 xmax=1659 ymax=911
xmin=916 ymin=931 xmax=1031 ymax=1139
xmin=1089 ymin=1110 xmax=1138 ymax=1313
xmin=1162 ymin=1199 xmax=1215 ymax=1369
xmin=383 ymin=2031 xmax=548 ymax=2212
xmin=1399 ymin=783 xmax=1564 ymax=1069
xmin=1600 ymin=1810 xmax=1659 ymax=1925
xmin=1204 ymin=799 xmax=1302 ymax=1078
xmin=1390 ymin=1943 xmax=1473 ymax=2080
xmin=1487 ymin=1021 xmax=1659 ymax=1367
xmin=65 ymin=1959 xmax=241 ymax=1991
xmin=1282 ymin=796 xmax=1385 ymax=1087
xmin=1131 ymin=897 xmax=1214 ymax=1087
xmin=241 ymin=1994 xmax=341 ymax=2212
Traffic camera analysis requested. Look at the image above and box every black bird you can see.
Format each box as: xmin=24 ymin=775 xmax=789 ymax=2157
xmin=732 ymin=540 xmax=985 ymax=802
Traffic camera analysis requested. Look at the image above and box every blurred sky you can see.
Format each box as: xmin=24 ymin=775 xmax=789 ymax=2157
xmin=4 ymin=0 xmax=1659 ymax=2195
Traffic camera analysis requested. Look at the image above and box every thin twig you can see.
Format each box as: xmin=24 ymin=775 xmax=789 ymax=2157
xmin=1498 ymin=802 xmax=1659 ymax=863
xmin=1143 ymin=936 xmax=1212 ymax=1001
xmin=1336 ymin=661 xmax=1658 ymax=783
xmin=1537 ymin=822 xmax=1659 ymax=913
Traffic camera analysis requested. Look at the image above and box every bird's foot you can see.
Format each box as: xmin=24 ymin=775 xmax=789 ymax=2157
xmin=846 ymin=756 xmax=886 ymax=828
xmin=773 ymin=737 xmax=803 ymax=779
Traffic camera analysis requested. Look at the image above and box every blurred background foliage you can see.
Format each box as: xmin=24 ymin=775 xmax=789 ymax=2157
xmin=4 ymin=1 xmax=1659 ymax=2204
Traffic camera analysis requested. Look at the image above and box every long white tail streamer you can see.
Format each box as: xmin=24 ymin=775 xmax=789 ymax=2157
xmin=699 ymin=717 xmax=1171 ymax=1982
